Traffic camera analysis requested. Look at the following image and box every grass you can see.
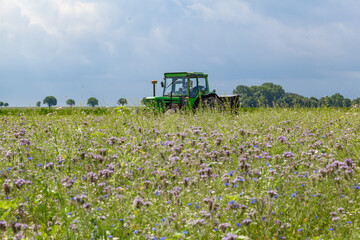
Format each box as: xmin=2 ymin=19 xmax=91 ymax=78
xmin=0 ymin=107 xmax=359 ymax=239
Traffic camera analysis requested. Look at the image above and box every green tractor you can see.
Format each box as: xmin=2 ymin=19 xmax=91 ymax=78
xmin=145 ymin=72 xmax=239 ymax=111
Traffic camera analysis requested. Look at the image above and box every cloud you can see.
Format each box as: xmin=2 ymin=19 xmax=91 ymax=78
xmin=185 ymin=0 xmax=357 ymax=61
xmin=0 ymin=0 xmax=110 ymax=57
xmin=187 ymin=0 xmax=258 ymax=24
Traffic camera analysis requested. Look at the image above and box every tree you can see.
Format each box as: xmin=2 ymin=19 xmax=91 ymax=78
xmin=87 ymin=97 xmax=99 ymax=107
xmin=259 ymin=83 xmax=285 ymax=107
xmin=309 ymin=97 xmax=318 ymax=108
xmin=0 ymin=102 xmax=3 ymax=107
xmin=233 ymin=85 xmax=253 ymax=107
xmin=351 ymin=98 xmax=360 ymax=106
xmin=276 ymin=93 xmax=306 ymax=107
xmin=43 ymin=96 xmax=57 ymax=108
xmin=343 ymin=98 xmax=351 ymax=108
xmin=319 ymin=96 xmax=331 ymax=107
xmin=4 ymin=103 xmax=8 ymax=107
xmin=117 ymin=98 xmax=128 ymax=106
xmin=233 ymin=85 xmax=252 ymax=99
xmin=36 ymin=101 xmax=41 ymax=107
xmin=233 ymin=83 xmax=285 ymax=107
xmin=329 ymin=93 xmax=344 ymax=107
xmin=66 ymin=99 xmax=76 ymax=107
xmin=232 ymin=82 xmax=359 ymax=108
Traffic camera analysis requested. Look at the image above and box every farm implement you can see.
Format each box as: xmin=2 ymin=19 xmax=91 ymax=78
xmin=145 ymin=72 xmax=239 ymax=111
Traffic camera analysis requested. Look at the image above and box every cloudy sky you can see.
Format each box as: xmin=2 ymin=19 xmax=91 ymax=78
xmin=1 ymin=0 xmax=360 ymax=106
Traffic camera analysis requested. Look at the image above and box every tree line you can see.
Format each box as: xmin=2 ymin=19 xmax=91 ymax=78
xmin=0 ymin=101 xmax=9 ymax=107
xmin=39 ymin=96 xmax=128 ymax=108
xmin=233 ymin=83 xmax=359 ymax=108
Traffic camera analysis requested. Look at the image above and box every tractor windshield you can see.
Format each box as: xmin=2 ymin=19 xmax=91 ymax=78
xmin=163 ymin=77 xmax=187 ymax=96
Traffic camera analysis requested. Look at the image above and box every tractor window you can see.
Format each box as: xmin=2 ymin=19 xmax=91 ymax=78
xmin=198 ymin=78 xmax=207 ymax=93
xmin=189 ymin=77 xmax=207 ymax=97
xmin=164 ymin=77 xmax=187 ymax=96
xmin=189 ymin=78 xmax=197 ymax=97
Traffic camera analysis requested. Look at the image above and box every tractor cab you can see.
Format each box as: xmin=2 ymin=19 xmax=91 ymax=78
xmin=146 ymin=72 xmax=211 ymax=111
xmin=162 ymin=72 xmax=209 ymax=98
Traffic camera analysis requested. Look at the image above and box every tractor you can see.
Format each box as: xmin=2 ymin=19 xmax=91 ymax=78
xmin=145 ymin=72 xmax=239 ymax=111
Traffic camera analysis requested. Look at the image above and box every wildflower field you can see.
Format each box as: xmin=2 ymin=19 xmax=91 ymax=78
xmin=0 ymin=107 xmax=359 ymax=239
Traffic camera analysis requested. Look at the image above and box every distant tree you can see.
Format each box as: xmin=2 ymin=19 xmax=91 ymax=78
xmin=309 ymin=97 xmax=318 ymax=107
xmin=0 ymin=102 xmax=3 ymax=107
xmin=66 ymin=99 xmax=76 ymax=107
xmin=260 ymin=83 xmax=285 ymax=107
xmin=43 ymin=96 xmax=57 ymax=108
xmin=232 ymin=82 xmax=357 ymax=108
xmin=36 ymin=101 xmax=41 ymax=107
xmin=4 ymin=103 xmax=8 ymax=107
xmin=351 ymin=98 xmax=360 ymax=106
xmin=233 ymin=85 xmax=253 ymax=107
xmin=233 ymin=85 xmax=252 ymax=99
xmin=276 ymin=93 xmax=306 ymax=107
xmin=343 ymin=98 xmax=351 ymax=108
xmin=233 ymin=83 xmax=285 ymax=107
xmin=87 ymin=97 xmax=99 ymax=107
xmin=330 ymin=93 xmax=344 ymax=107
xmin=319 ymin=96 xmax=331 ymax=107
xmin=117 ymin=98 xmax=128 ymax=106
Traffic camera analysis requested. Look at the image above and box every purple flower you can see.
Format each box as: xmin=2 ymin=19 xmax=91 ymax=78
xmin=83 ymin=203 xmax=91 ymax=209
xmin=222 ymin=233 xmax=238 ymax=240
xmin=14 ymin=179 xmax=26 ymax=189
xmin=330 ymin=212 xmax=337 ymax=216
xmin=283 ymin=152 xmax=294 ymax=158
xmin=267 ymin=190 xmax=277 ymax=198
xmin=219 ymin=223 xmax=230 ymax=232
xmin=133 ymin=198 xmax=144 ymax=208
xmin=337 ymin=207 xmax=345 ymax=213
xmin=242 ymin=219 xmax=252 ymax=226
xmin=0 ymin=221 xmax=6 ymax=230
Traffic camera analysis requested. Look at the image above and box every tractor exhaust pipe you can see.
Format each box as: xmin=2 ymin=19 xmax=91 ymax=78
xmin=151 ymin=80 xmax=157 ymax=97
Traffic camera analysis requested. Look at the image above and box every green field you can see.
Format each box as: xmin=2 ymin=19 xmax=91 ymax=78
xmin=0 ymin=107 xmax=359 ymax=239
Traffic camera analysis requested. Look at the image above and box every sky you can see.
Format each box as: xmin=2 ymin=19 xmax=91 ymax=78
xmin=1 ymin=0 xmax=360 ymax=106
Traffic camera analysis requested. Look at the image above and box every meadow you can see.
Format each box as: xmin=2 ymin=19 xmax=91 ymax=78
xmin=0 ymin=107 xmax=359 ymax=239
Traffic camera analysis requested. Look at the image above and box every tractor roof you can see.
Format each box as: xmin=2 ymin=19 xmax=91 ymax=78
xmin=164 ymin=72 xmax=208 ymax=78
